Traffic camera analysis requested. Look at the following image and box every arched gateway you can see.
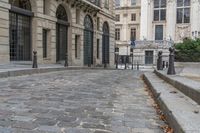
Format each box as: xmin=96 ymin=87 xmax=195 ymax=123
xmin=84 ymin=15 xmax=94 ymax=66
xmin=9 ymin=0 xmax=33 ymax=61
xmin=102 ymin=22 xmax=110 ymax=66
xmin=56 ymin=5 xmax=69 ymax=62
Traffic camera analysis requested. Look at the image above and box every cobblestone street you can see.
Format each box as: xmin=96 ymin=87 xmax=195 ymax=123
xmin=0 ymin=70 xmax=163 ymax=133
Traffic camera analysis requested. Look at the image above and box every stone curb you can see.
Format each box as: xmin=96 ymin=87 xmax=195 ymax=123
xmin=154 ymin=70 xmax=200 ymax=105
xmin=143 ymin=73 xmax=184 ymax=133
xmin=0 ymin=67 xmax=119 ymax=79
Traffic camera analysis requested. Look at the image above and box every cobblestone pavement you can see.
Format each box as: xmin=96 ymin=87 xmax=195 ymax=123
xmin=0 ymin=70 xmax=164 ymax=133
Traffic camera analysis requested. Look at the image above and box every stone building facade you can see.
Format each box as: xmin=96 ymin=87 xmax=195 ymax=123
xmin=0 ymin=0 xmax=115 ymax=67
xmin=140 ymin=0 xmax=200 ymax=42
xmin=115 ymin=0 xmax=141 ymax=56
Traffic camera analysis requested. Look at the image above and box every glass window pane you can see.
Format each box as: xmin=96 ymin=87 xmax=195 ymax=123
xmin=154 ymin=0 xmax=159 ymax=8
xmin=177 ymin=8 xmax=183 ymax=23
xmin=155 ymin=25 xmax=163 ymax=40
xmin=184 ymin=8 xmax=190 ymax=23
xmin=160 ymin=9 xmax=166 ymax=20
xmin=154 ymin=10 xmax=159 ymax=21
xmin=184 ymin=0 xmax=190 ymax=6
xmin=177 ymin=0 xmax=183 ymax=7
xmin=131 ymin=0 xmax=136 ymax=6
xmin=115 ymin=0 xmax=120 ymax=7
xmin=161 ymin=0 xmax=166 ymax=8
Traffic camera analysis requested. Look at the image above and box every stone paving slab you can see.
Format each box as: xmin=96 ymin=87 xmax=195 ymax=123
xmin=0 ymin=70 xmax=163 ymax=133
xmin=144 ymin=72 xmax=200 ymax=133
xmin=155 ymin=70 xmax=200 ymax=105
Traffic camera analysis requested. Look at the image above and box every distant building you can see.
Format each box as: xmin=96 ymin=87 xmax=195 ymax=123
xmin=140 ymin=0 xmax=200 ymax=42
xmin=115 ymin=0 xmax=200 ymax=66
xmin=115 ymin=0 xmax=141 ymax=64
xmin=0 ymin=0 xmax=115 ymax=67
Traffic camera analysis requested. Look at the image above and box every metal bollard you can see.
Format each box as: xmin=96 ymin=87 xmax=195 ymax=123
xmin=137 ymin=62 xmax=139 ymax=70
xmin=167 ymin=47 xmax=176 ymax=75
xmin=32 ymin=50 xmax=38 ymax=68
xmin=166 ymin=62 xmax=169 ymax=68
xmin=64 ymin=53 xmax=68 ymax=67
xmin=157 ymin=51 xmax=163 ymax=70
xmin=162 ymin=61 xmax=165 ymax=69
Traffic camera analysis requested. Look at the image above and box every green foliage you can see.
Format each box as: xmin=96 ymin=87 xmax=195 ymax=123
xmin=175 ymin=38 xmax=200 ymax=62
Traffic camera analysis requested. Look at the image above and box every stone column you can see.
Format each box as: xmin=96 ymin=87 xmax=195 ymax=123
xmin=166 ymin=0 xmax=176 ymax=40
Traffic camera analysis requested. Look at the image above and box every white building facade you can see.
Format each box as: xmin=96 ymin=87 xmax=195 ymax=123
xmin=140 ymin=0 xmax=200 ymax=42
xmin=115 ymin=0 xmax=141 ymax=63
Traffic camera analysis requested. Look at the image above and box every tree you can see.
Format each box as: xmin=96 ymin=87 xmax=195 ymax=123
xmin=175 ymin=38 xmax=200 ymax=62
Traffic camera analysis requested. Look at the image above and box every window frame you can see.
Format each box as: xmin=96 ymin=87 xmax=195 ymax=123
xmin=176 ymin=0 xmax=190 ymax=24
xmin=153 ymin=0 xmax=166 ymax=21
xmin=115 ymin=28 xmax=120 ymax=40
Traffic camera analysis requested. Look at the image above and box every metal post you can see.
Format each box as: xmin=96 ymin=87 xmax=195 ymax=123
xmin=137 ymin=61 xmax=139 ymax=70
xmin=162 ymin=61 xmax=165 ymax=69
xmin=124 ymin=56 xmax=127 ymax=69
xmin=167 ymin=47 xmax=176 ymax=75
xmin=116 ymin=54 xmax=118 ymax=69
xmin=64 ymin=53 xmax=68 ymax=67
xmin=157 ymin=51 xmax=163 ymax=70
xmin=166 ymin=62 xmax=169 ymax=68
xmin=32 ymin=50 xmax=38 ymax=68
xmin=131 ymin=55 xmax=133 ymax=70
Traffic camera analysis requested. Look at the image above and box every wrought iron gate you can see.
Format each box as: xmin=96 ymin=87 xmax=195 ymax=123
xmin=9 ymin=12 xmax=31 ymax=61
xmin=84 ymin=15 xmax=93 ymax=66
xmin=102 ymin=22 xmax=109 ymax=65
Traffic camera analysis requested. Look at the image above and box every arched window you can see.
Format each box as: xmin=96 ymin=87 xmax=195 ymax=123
xmin=56 ymin=5 xmax=68 ymax=21
xmin=9 ymin=0 xmax=31 ymax=10
xmin=103 ymin=22 xmax=109 ymax=35
xmin=84 ymin=15 xmax=93 ymax=30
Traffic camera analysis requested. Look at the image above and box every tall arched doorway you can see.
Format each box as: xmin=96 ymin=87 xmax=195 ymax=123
xmin=102 ymin=22 xmax=110 ymax=67
xmin=9 ymin=0 xmax=33 ymax=61
xmin=84 ymin=15 xmax=93 ymax=66
xmin=56 ymin=5 xmax=69 ymax=62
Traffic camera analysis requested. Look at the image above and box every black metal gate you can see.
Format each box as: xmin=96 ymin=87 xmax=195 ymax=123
xmin=56 ymin=24 xmax=68 ymax=62
xmin=84 ymin=15 xmax=93 ymax=66
xmin=102 ymin=22 xmax=109 ymax=66
xmin=9 ymin=12 xmax=31 ymax=61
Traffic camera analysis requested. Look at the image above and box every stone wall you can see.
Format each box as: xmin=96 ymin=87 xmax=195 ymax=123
xmin=0 ymin=0 xmax=115 ymax=67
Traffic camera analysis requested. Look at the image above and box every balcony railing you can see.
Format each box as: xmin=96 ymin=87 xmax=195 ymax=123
xmin=87 ymin=0 xmax=100 ymax=7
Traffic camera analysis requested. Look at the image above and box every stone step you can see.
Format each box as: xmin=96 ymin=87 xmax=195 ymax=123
xmin=143 ymin=72 xmax=200 ymax=133
xmin=155 ymin=70 xmax=200 ymax=105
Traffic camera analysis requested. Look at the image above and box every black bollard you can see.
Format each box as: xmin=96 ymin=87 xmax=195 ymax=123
xmin=124 ymin=56 xmax=127 ymax=69
xmin=166 ymin=62 xmax=169 ymax=68
xmin=162 ymin=61 xmax=165 ymax=69
xmin=64 ymin=53 xmax=68 ymax=67
xmin=32 ymin=50 xmax=38 ymax=68
xmin=116 ymin=54 xmax=118 ymax=69
xmin=157 ymin=51 xmax=163 ymax=70
xmin=167 ymin=47 xmax=176 ymax=75
xmin=137 ymin=62 xmax=139 ymax=70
